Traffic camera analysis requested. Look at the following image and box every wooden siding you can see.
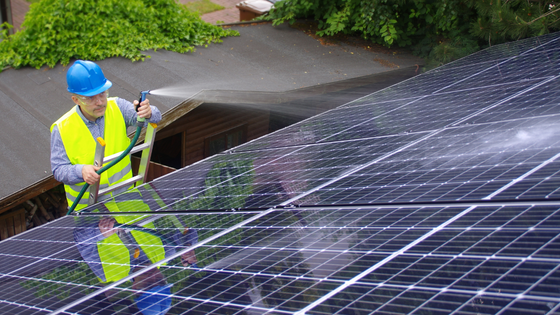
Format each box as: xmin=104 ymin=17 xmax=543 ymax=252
xmin=0 ymin=207 xmax=25 ymax=240
xmin=186 ymin=105 xmax=269 ymax=166
xmin=155 ymin=104 xmax=270 ymax=167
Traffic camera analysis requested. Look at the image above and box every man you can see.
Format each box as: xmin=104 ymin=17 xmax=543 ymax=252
xmin=50 ymin=60 xmax=162 ymax=211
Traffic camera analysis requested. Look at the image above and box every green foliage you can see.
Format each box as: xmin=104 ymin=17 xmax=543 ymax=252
xmin=467 ymin=0 xmax=560 ymax=45
xmin=267 ymin=0 xmax=560 ymax=66
xmin=0 ymin=0 xmax=238 ymax=70
xmin=268 ymin=0 xmax=466 ymax=47
xmin=178 ymin=159 xmax=255 ymax=211
xmin=184 ymin=0 xmax=224 ymax=16
xmin=21 ymin=263 xmax=100 ymax=299
xmin=414 ymin=35 xmax=480 ymax=69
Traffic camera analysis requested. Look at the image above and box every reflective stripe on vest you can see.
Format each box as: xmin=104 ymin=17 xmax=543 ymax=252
xmin=51 ymin=99 xmax=133 ymax=211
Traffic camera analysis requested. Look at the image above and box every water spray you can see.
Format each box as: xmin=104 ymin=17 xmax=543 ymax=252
xmin=67 ymin=90 xmax=152 ymax=215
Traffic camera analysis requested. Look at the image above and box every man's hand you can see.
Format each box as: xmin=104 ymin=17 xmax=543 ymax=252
xmin=99 ymin=217 xmax=119 ymax=238
xmin=181 ymin=249 xmax=197 ymax=267
xmin=82 ymin=165 xmax=101 ymax=185
xmin=133 ymin=98 xmax=152 ymax=120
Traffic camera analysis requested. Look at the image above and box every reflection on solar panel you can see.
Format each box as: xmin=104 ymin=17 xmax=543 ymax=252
xmin=2 ymin=33 xmax=560 ymax=314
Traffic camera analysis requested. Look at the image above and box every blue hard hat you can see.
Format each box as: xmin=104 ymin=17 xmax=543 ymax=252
xmin=66 ymin=60 xmax=112 ymax=96
xmin=134 ymin=285 xmax=172 ymax=315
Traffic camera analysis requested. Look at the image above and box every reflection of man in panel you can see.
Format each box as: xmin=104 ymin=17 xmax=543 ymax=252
xmin=74 ymin=210 xmax=198 ymax=315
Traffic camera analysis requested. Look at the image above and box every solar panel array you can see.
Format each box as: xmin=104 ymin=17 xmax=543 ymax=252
xmin=1 ymin=32 xmax=560 ymax=314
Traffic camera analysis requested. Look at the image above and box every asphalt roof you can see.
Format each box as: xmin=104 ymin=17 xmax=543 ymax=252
xmin=0 ymin=22 xmax=423 ymax=204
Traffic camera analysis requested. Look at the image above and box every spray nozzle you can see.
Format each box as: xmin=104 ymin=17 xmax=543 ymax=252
xmin=136 ymin=90 xmax=151 ymax=122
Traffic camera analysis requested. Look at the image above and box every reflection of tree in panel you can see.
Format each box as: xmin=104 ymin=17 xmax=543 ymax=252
xmin=177 ymin=160 xmax=255 ymax=211
xmin=21 ymin=263 xmax=99 ymax=299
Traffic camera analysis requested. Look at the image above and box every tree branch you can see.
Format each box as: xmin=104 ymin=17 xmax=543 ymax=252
xmin=525 ymin=6 xmax=560 ymax=25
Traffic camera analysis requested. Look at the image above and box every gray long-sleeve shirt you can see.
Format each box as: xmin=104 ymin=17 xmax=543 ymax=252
xmin=50 ymin=97 xmax=161 ymax=185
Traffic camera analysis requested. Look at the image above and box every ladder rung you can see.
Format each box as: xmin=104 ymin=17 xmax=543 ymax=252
xmin=103 ymin=143 xmax=151 ymax=163
xmin=98 ymin=175 xmax=143 ymax=196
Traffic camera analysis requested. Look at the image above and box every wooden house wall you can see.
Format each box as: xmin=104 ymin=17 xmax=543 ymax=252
xmin=0 ymin=207 xmax=25 ymax=240
xmin=131 ymin=158 xmax=177 ymax=182
xmin=156 ymin=104 xmax=270 ymax=167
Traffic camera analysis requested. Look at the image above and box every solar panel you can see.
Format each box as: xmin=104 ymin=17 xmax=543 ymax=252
xmin=1 ymin=32 xmax=560 ymax=314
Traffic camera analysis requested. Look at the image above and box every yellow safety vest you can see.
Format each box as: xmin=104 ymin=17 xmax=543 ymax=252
xmin=97 ymin=228 xmax=166 ymax=283
xmin=51 ymin=98 xmax=133 ymax=211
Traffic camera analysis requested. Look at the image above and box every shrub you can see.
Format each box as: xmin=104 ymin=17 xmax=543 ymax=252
xmin=0 ymin=0 xmax=238 ymax=70
xmin=266 ymin=0 xmax=560 ymax=66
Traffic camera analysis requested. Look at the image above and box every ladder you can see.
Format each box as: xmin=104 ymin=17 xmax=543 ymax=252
xmin=88 ymin=123 xmax=158 ymax=205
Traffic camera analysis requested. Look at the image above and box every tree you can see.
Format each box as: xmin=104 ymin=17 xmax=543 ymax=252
xmin=0 ymin=0 xmax=239 ymax=70
xmin=265 ymin=0 xmax=560 ymax=66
